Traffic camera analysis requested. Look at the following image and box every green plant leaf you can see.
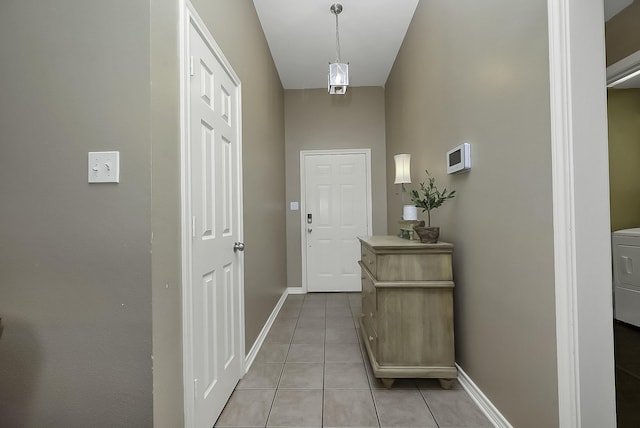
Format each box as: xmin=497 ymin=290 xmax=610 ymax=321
xmin=408 ymin=170 xmax=456 ymax=223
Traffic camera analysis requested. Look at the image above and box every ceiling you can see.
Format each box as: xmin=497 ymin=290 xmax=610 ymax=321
xmin=253 ymin=0 xmax=419 ymax=90
xmin=254 ymin=0 xmax=638 ymax=90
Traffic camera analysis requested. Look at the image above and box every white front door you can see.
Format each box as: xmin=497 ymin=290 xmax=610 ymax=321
xmin=302 ymin=151 xmax=371 ymax=292
xmin=184 ymin=10 xmax=244 ymax=428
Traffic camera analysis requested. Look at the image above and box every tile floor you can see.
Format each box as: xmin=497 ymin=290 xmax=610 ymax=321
xmin=215 ymin=292 xmax=493 ymax=428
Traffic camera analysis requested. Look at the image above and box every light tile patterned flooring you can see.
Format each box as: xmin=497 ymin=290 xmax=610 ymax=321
xmin=215 ymin=292 xmax=493 ymax=428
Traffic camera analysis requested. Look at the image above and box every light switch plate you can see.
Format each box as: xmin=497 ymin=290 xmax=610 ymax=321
xmin=88 ymin=151 xmax=120 ymax=183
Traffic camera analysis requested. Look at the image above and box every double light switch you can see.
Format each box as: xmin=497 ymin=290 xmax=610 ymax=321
xmin=88 ymin=151 xmax=120 ymax=183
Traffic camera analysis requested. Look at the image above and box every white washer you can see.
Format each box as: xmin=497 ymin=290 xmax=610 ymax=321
xmin=612 ymin=228 xmax=640 ymax=327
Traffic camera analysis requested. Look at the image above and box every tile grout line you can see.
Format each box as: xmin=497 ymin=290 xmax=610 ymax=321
xmin=322 ymin=298 xmax=327 ymax=428
xmin=418 ymin=387 xmax=441 ymax=428
xmin=263 ymin=295 xmax=299 ymax=428
xmin=350 ymin=294 xmax=381 ymax=428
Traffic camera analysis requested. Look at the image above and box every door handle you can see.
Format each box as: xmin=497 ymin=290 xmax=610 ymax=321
xmin=308 ymin=228 xmax=313 ymax=233
xmin=233 ymin=242 xmax=245 ymax=252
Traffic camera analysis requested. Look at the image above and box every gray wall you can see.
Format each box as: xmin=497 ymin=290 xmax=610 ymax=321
xmin=150 ymin=1 xmax=287 ymax=426
xmin=284 ymin=88 xmax=388 ymax=288
xmin=150 ymin=0 xmax=183 ymax=426
xmin=0 ymin=0 xmax=153 ymax=426
xmin=385 ymin=1 xmax=558 ymax=427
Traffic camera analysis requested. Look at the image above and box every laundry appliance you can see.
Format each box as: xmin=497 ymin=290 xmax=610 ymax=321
xmin=612 ymin=228 xmax=640 ymax=327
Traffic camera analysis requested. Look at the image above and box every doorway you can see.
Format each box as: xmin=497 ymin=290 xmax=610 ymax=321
xmin=606 ymin=60 xmax=640 ymax=428
xmin=300 ymin=149 xmax=372 ymax=292
xmin=604 ymin=2 xmax=640 ymax=423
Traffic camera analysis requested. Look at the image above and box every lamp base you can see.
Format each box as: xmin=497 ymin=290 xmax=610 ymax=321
xmin=398 ymin=219 xmax=424 ymax=240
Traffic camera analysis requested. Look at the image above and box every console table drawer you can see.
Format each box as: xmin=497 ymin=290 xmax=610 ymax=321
xmin=361 ymin=266 xmax=376 ymax=316
xmin=361 ymin=246 xmax=377 ymax=278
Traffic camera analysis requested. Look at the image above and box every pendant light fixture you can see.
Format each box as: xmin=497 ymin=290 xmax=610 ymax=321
xmin=328 ymin=3 xmax=349 ymax=94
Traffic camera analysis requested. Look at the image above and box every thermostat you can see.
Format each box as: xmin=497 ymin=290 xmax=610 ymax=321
xmin=446 ymin=143 xmax=471 ymax=174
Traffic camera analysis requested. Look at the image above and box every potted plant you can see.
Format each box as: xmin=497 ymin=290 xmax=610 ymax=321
xmin=410 ymin=170 xmax=456 ymax=243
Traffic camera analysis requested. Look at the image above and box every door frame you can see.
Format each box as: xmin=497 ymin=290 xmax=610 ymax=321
xmin=299 ymin=149 xmax=373 ymax=293
xmin=547 ymin=0 xmax=616 ymax=425
xmin=179 ymin=2 xmax=245 ymax=427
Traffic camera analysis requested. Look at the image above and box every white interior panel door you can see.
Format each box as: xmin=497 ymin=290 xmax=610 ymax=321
xmin=303 ymin=152 xmax=370 ymax=292
xmin=187 ymin=15 xmax=243 ymax=428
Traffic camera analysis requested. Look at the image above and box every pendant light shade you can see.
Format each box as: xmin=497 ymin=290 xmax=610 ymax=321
xmin=328 ymin=3 xmax=349 ymax=95
xmin=394 ymin=154 xmax=411 ymax=184
xmin=328 ymin=63 xmax=349 ymax=94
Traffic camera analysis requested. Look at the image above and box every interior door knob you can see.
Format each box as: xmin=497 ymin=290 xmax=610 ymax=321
xmin=233 ymin=242 xmax=245 ymax=252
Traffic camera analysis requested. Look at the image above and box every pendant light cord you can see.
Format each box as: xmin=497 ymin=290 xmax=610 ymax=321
xmin=335 ymin=11 xmax=341 ymax=62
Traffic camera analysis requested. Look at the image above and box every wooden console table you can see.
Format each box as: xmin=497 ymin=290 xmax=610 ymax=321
xmin=358 ymin=236 xmax=457 ymax=389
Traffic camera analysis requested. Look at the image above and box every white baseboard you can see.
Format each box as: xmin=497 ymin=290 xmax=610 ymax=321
xmin=456 ymin=364 xmax=512 ymax=428
xmin=287 ymin=286 xmax=306 ymax=294
xmin=244 ymin=288 xmax=289 ymax=372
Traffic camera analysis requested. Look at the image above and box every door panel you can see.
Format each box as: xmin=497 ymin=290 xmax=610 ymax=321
xmin=188 ymin=18 xmax=242 ymax=428
xmin=304 ymin=153 xmax=370 ymax=292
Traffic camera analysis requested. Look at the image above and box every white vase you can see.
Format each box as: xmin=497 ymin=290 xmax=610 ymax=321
xmin=403 ymin=205 xmax=418 ymax=220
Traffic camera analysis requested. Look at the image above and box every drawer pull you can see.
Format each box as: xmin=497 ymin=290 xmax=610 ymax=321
xmin=369 ymin=336 xmax=374 ymax=342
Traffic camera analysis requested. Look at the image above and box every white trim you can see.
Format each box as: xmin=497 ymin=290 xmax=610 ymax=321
xmin=456 ymin=364 xmax=512 ymax=428
xmin=547 ymin=1 xmax=617 ymax=426
xmin=178 ymin=1 xmax=192 ymax=426
xmin=180 ymin=2 xmax=244 ymax=427
xmin=606 ymin=49 xmax=640 ymax=86
xmin=185 ymin=3 xmax=241 ymax=85
xmin=244 ymin=287 xmax=307 ymax=372
xmin=546 ymin=0 xmax=581 ymax=426
xmin=244 ymin=289 xmax=289 ymax=372
xmin=299 ymin=149 xmax=373 ymax=293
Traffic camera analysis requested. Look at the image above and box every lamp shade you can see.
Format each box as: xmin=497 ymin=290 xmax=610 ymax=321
xmin=328 ymin=63 xmax=349 ymax=94
xmin=394 ymin=154 xmax=411 ymax=184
